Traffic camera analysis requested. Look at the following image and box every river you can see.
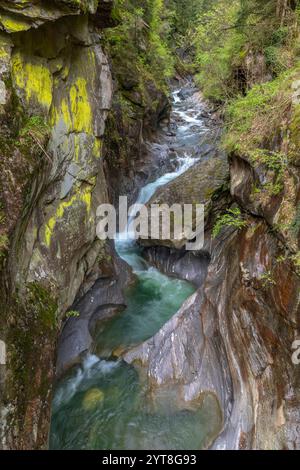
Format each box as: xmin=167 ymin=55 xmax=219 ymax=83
xmin=50 ymin=84 xmax=223 ymax=450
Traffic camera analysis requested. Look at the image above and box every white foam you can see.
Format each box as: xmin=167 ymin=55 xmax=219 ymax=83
xmin=172 ymin=89 xmax=182 ymax=104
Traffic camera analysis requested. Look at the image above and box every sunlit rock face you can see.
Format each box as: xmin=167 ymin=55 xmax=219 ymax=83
xmin=0 ymin=0 xmax=116 ymax=450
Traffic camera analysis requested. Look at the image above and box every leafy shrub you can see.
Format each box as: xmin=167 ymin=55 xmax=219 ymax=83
xmin=259 ymin=270 xmax=276 ymax=288
xmin=193 ymin=0 xmax=243 ymax=101
xmin=105 ymin=0 xmax=174 ymax=91
xmin=223 ymin=67 xmax=296 ymax=155
xmin=192 ymin=0 xmax=299 ymax=101
xmin=249 ymin=149 xmax=287 ymax=195
xmin=66 ymin=310 xmax=80 ymax=319
xmin=271 ymin=27 xmax=290 ymax=47
xmin=19 ymin=116 xmax=49 ymax=141
xmin=213 ymin=207 xmax=247 ymax=238
xmin=291 ymin=251 xmax=300 ymax=275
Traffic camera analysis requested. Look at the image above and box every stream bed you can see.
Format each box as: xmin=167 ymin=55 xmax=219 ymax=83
xmin=50 ymin=85 xmax=223 ymax=450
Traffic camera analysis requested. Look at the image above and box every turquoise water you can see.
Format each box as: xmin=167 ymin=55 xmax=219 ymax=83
xmin=50 ymin=357 xmax=222 ymax=450
xmin=50 ymin=88 xmax=223 ymax=450
xmin=94 ymin=266 xmax=196 ymax=357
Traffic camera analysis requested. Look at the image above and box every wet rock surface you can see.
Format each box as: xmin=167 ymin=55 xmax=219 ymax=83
xmin=230 ymin=153 xmax=300 ymax=253
xmin=115 ymin=85 xmax=300 ymax=450
xmin=55 ymin=84 xmax=216 ymax=378
xmin=208 ymin=221 xmax=300 ymax=450
xmin=105 ymin=81 xmax=221 ymax=208
xmin=56 ymin=244 xmax=136 ymax=377
xmin=133 ymin=86 xmax=228 ymax=249
xmin=139 ymin=153 xmax=229 ymax=249
xmin=123 ymin=290 xmax=233 ymax=423
xmin=101 ymin=77 xmax=300 ymax=451
xmin=126 ymin=217 xmax=300 ymax=449
xmin=142 ymin=246 xmax=210 ymax=287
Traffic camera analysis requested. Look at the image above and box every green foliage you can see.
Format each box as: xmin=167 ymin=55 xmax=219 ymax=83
xmin=276 ymin=254 xmax=287 ymax=263
xmin=5 ymin=283 xmax=58 ymax=420
xmin=213 ymin=207 xmax=247 ymax=238
xmin=19 ymin=115 xmax=49 ymax=141
xmin=16 ymin=115 xmax=50 ymax=163
xmin=193 ymin=0 xmax=244 ymax=101
xmin=250 ymin=149 xmax=288 ymax=172
xmin=223 ymin=68 xmax=296 ymax=154
xmin=105 ymin=0 xmax=174 ymax=90
xmin=264 ymin=46 xmax=287 ymax=75
xmin=0 ymin=234 xmax=8 ymax=255
xmin=191 ymin=0 xmax=299 ymax=101
xmin=148 ymin=0 xmax=174 ymax=78
xmin=226 ymin=79 xmax=281 ymax=145
xmin=262 ymin=179 xmax=284 ymax=196
xmin=271 ymin=27 xmax=290 ymax=47
xmin=291 ymin=251 xmax=300 ymax=275
xmin=249 ymin=149 xmax=287 ymax=196
xmin=167 ymin=0 xmax=206 ymax=38
xmin=66 ymin=310 xmax=80 ymax=319
xmin=259 ymin=270 xmax=276 ymax=288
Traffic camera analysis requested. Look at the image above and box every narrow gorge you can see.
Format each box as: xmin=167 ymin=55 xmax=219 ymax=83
xmin=0 ymin=0 xmax=299 ymax=452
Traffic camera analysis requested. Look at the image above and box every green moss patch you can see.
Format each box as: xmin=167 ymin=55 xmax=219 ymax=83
xmin=4 ymin=283 xmax=58 ymax=439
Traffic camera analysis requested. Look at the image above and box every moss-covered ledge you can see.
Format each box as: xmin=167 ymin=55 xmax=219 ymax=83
xmin=0 ymin=283 xmax=57 ymax=450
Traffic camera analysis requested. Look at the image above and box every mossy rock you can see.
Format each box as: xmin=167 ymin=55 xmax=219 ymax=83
xmin=82 ymin=388 xmax=105 ymax=410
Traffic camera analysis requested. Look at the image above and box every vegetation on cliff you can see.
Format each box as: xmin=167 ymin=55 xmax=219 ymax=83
xmin=174 ymin=0 xmax=300 ymax=270
xmin=105 ymin=0 xmax=174 ymax=90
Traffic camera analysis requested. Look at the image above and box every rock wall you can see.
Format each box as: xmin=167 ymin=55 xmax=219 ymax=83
xmin=104 ymin=83 xmax=170 ymax=207
xmin=125 ymin=215 xmax=300 ymax=449
xmin=0 ymin=0 xmax=125 ymax=450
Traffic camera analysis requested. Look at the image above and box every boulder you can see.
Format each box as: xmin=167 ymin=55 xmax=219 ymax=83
xmin=138 ymin=151 xmax=229 ymax=249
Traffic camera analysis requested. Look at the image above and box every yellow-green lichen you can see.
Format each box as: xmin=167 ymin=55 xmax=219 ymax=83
xmin=12 ymin=52 xmax=53 ymax=111
xmin=0 ymin=13 xmax=31 ymax=33
xmin=92 ymin=138 xmax=102 ymax=158
xmin=82 ymin=388 xmax=104 ymax=410
xmin=61 ymin=97 xmax=73 ymax=130
xmin=74 ymin=134 xmax=81 ymax=161
xmin=50 ymin=78 xmax=93 ymax=133
xmin=0 ymin=47 xmax=10 ymax=60
xmin=44 ymin=187 xmax=93 ymax=247
xmin=61 ymin=62 xmax=70 ymax=81
xmin=69 ymin=78 xmax=92 ymax=133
